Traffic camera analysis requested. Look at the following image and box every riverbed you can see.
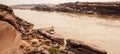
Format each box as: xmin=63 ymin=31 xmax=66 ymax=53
xmin=14 ymin=9 xmax=120 ymax=54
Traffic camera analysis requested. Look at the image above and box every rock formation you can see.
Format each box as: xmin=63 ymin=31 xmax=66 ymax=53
xmin=21 ymin=27 xmax=107 ymax=54
xmin=31 ymin=2 xmax=120 ymax=15
xmin=0 ymin=4 xmax=107 ymax=54
xmin=66 ymin=39 xmax=107 ymax=54
xmin=0 ymin=4 xmax=22 ymax=54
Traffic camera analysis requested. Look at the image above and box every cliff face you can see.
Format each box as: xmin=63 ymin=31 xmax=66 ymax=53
xmin=0 ymin=4 xmax=22 ymax=54
xmin=32 ymin=2 xmax=120 ymax=15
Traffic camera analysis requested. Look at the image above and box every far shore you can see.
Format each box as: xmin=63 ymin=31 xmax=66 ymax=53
xmin=11 ymin=1 xmax=120 ymax=16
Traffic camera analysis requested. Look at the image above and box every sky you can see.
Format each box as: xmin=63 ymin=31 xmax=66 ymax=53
xmin=0 ymin=0 xmax=118 ymax=6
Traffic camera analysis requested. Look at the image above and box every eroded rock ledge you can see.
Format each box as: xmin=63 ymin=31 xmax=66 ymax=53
xmin=0 ymin=4 xmax=107 ymax=54
xmin=21 ymin=27 xmax=107 ymax=54
xmin=31 ymin=2 xmax=120 ymax=15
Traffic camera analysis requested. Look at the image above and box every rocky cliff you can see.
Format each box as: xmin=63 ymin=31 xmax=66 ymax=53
xmin=31 ymin=2 xmax=120 ymax=15
xmin=0 ymin=4 xmax=107 ymax=54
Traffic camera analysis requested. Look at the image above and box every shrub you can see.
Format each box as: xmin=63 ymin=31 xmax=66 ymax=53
xmin=48 ymin=47 xmax=60 ymax=54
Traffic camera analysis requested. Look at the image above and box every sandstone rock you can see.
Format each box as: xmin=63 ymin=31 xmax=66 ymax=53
xmin=4 ymin=13 xmax=18 ymax=29
xmin=60 ymin=50 xmax=75 ymax=54
xmin=0 ymin=4 xmax=18 ymax=29
xmin=66 ymin=39 xmax=107 ymax=54
xmin=0 ymin=20 xmax=22 ymax=54
xmin=41 ymin=49 xmax=50 ymax=54
xmin=0 ymin=4 xmax=13 ymax=13
xmin=30 ymin=38 xmax=41 ymax=47
xmin=22 ymin=40 xmax=31 ymax=47
xmin=0 ymin=4 xmax=23 ymax=54
xmin=38 ymin=27 xmax=64 ymax=44
xmin=16 ymin=18 xmax=34 ymax=35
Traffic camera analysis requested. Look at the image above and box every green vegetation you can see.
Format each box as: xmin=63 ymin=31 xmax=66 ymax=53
xmin=48 ymin=47 xmax=60 ymax=54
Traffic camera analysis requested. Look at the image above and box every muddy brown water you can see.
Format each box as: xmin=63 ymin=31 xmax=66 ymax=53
xmin=14 ymin=9 xmax=120 ymax=54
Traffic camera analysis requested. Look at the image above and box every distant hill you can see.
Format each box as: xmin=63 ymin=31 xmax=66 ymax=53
xmin=11 ymin=4 xmax=37 ymax=9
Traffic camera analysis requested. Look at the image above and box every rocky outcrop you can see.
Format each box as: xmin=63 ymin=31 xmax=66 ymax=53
xmin=66 ymin=39 xmax=107 ymax=54
xmin=31 ymin=4 xmax=56 ymax=11
xmin=20 ymin=27 xmax=66 ymax=54
xmin=0 ymin=4 xmax=22 ymax=54
xmin=0 ymin=4 xmax=107 ymax=54
xmin=16 ymin=17 xmax=34 ymax=36
xmin=38 ymin=27 xmax=64 ymax=44
xmin=32 ymin=2 xmax=120 ymax=15
xmin=19 ymin=25 xmax=107 ymax=54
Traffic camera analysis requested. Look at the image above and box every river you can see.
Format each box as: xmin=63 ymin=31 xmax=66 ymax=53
xmin=14 ymin=9 xmax=120 ymax=54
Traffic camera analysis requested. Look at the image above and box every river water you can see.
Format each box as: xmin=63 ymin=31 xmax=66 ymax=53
xmin=14 ymin=9 xmax=120 ymax=54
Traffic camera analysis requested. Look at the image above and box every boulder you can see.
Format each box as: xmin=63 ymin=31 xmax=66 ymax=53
xmin=0 ymin=20 xmax=22 ymax=54
xmin=0 ymin=4 xmax=23 ymax=54
xmin=16 ymin=17 xmax=34 ymax=36
xmin=0 ymin=4 xmax=18 ymax=29
xmin=66 ymin=39 xmax=107 ymax=54
xmin=38 ymin=27 xmax=64 ymax=44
